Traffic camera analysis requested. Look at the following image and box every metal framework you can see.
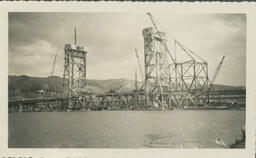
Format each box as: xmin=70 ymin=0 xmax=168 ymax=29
xmin=143 ymin=27 xmax=171 ymax=109
xmin=142 ymin=13 xmax=211 ymax=108
xmin=168 ymin=41 xmax=211 ymax=107
xmin=8 ymin=14 xmax=245 ymax=113
xmin=9 ymin=89 xmax=245 ymax=112
xmin=62 ymin=44 xmax=87 ymax=109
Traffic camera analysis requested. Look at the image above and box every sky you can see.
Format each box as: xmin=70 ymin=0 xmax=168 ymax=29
xmin=8 ymin=13 xmax=246 ymax=86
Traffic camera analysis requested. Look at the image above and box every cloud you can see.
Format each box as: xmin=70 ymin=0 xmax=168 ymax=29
xmin=8 ymin=13 xmax=246 ymax=86
xmin=9 ymin=40 xmax=59 ymax=76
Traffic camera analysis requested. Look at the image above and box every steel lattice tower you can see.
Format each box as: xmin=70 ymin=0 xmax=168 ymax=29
xmin=143 ymin=27 xmax=172 ymax=108
xmin=62 ymin=29 xmax=87 ymax=110
xmin=143 ymin=13 xmax=211 ymax=108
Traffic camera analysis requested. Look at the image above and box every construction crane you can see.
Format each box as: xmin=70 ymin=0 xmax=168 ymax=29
xmin=50 ymin=52 xmax=58 ymax=77
xmin=146 ymin=12 xmax=176 ymax=63
xmin=147 ymin=13 xmax=160 ymax=32
xmin=211 ymin=56 xmax=225 ymax=84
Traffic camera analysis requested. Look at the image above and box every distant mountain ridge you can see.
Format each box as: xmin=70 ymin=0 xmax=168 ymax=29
xmin=8 ymin=75 xmax=245 ymax=99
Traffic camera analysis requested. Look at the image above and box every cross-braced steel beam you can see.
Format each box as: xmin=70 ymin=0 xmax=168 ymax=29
xmin=62 ymin=44 xmax=87 ymax=110
xmin=142 ymin=13 xmax=211 ymax=108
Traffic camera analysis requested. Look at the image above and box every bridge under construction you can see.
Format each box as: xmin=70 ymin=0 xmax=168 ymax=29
xmin=9 ymin=13 xmax=246 ymax=112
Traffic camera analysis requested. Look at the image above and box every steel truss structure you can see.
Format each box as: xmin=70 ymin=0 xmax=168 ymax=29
xmin=9 ymin=89 xmax=245 ymax=112
xmin=58 ymin=14 xmax=226 ymax=110
xmin=63 ymin=92 xmax=146 ymax=111
xmin=168 ymin=41 xmax=211 ymax=107
xmin=7 ymin=14 xmax=246 ymax=113
xmin=142 ymin=13 xmax=211 ymax=108
xmin=62 ymin=44 xmax=87 ymax=110
xmin=143 ymin=27 xmax=172 ymax=109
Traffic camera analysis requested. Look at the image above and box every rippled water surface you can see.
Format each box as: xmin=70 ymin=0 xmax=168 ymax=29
xmin=9 ymin=110 xmax=245 ymax=148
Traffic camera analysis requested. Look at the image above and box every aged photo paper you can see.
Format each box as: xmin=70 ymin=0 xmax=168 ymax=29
xmin=0 ymin=2 xmax=255 ymax=158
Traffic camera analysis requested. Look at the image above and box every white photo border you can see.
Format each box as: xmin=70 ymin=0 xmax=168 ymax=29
xmin=0 ymin=2 xmax=255 ymax=158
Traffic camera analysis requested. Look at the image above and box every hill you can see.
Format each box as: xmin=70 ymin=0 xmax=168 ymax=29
xmin=8 ymin=75 xmax=245 ymax=99
xmin=8 ymin=75 xmax=140 ymax=99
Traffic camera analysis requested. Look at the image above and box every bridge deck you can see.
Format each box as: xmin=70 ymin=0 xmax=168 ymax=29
xmin=8 ymin=89 xmax=245 ymax=112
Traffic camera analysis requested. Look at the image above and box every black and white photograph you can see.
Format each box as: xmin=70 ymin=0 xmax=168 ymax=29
xmin=7 ymin=12 xmax=247 ymax=149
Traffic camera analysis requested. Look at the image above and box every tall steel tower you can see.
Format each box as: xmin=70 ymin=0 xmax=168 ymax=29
xmin=142 ymin=27 xmax=171 ymax=108
xmin=142 ymin=13 xmax=174 ymax=108
xmin=143 ymin=13 xmax=210 ymax=108
xmin=62 ymin=28 xmax=87 ymax=109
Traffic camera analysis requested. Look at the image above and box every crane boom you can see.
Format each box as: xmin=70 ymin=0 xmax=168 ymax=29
xmin=146 ymin=13 xmax=159 ymax=32
xmin=51 ymin=53 xmax=58 ymax=77
xmin=211 ymin=56 xmax=225 ymax=84
xmin=135 ymin=49 xmax=144 ymax=82
xmin=146 ymin=13 xmax=176 ymax=64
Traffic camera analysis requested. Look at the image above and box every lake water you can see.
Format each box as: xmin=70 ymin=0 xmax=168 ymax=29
xmin=8 ymin=110 xmax=245 ymax=148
